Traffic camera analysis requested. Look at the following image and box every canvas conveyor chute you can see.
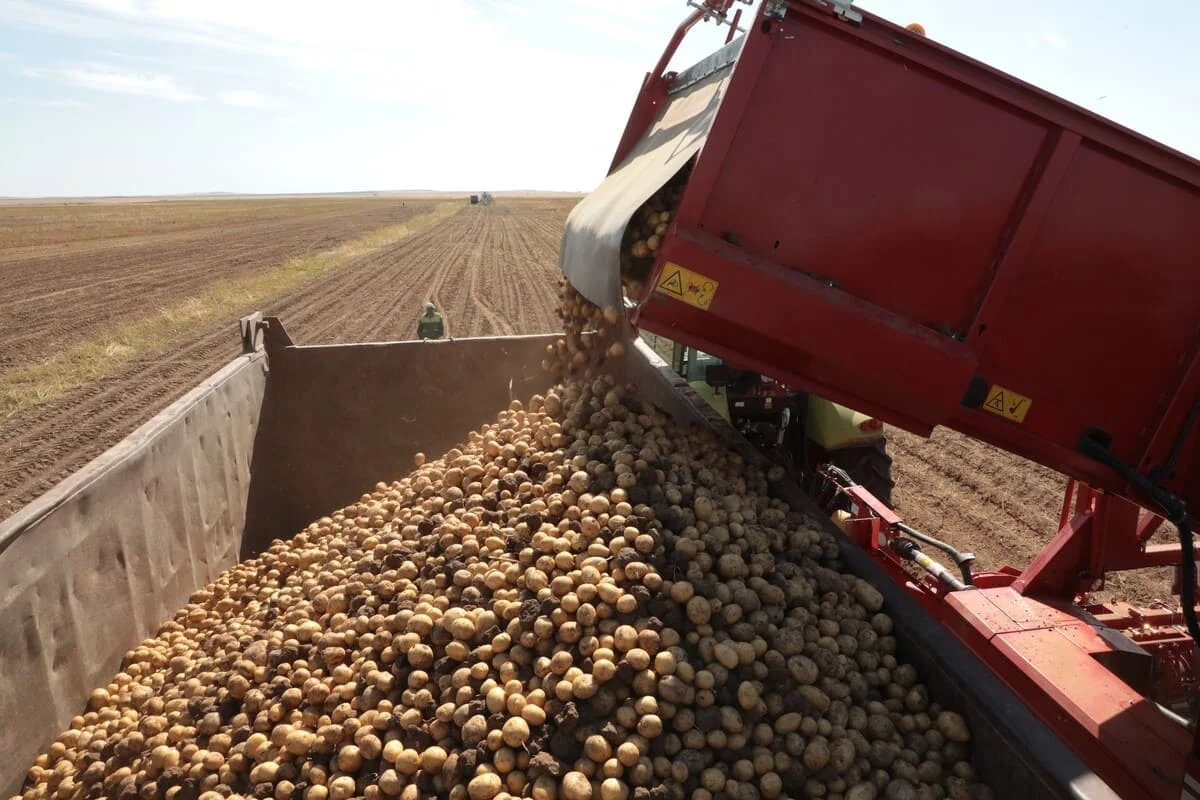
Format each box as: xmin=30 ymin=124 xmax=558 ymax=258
xmin=559 ymin=36 xmax=742 ymax=312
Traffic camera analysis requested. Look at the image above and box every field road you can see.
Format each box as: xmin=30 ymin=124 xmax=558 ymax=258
xmin=0 ymin=201 xmax=572 ymax=519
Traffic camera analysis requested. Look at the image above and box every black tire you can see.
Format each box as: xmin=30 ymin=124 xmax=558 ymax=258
xmin=829 ymin=437 xmax=895 ymax=507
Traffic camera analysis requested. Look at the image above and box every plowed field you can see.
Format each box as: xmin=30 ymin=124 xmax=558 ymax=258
xmin=0 ymin=200 xmax=573 ymax=518
xmin=0 ymin=198 xmax=441 ymax=371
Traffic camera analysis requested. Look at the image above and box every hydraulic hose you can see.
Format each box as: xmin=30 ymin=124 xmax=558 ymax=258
xmin=1175 ymin=516 xmax=1199 ymax=641
xmin=895 ymin=522 xmax=975 ymax=586
xmin=889 ymin=538 xmax=970 ymax=592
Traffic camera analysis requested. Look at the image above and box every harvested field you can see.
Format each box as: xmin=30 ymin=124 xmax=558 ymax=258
xmin=0 ymin=196 xmax=440 ymax=371
xmin=0 ymin=198 xmax=575 ymax=519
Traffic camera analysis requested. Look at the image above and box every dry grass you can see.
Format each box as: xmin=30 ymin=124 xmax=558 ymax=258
xmin=0 ymin=202 xmax=461 ymax=418
xmin=0 ymin=195 xmax=455 ymax=250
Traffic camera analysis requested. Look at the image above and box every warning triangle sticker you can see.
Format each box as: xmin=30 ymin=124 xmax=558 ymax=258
xmin=659 ymin=269 xmax=684 ymax=297
xmin=985 ymin=391 xmax=1006 ymax=413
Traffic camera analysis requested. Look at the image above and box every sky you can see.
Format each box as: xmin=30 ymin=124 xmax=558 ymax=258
xmin=0 ymin=0 xmax=1197 ymax=197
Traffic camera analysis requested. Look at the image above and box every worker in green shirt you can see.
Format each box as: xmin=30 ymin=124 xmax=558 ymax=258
xmin=417 ymin=301 xmax=445 ymax=340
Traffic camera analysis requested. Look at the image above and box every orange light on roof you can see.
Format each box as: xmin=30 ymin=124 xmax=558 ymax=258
xmin=906 ymin=22 xmax=926 ymax=36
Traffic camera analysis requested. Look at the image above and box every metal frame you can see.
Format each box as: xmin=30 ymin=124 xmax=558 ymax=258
xmin=609 ymin=1 xmax=737 ymax=171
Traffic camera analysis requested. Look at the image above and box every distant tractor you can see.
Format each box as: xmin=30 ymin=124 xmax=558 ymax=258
xmin=470 ymin=195 xmax=479 ymax=205
xmin=480 ymin=192 xmax=494 ymax=205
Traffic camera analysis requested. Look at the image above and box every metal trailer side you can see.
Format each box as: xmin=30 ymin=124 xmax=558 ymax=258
xmin=0 ymin=319 xmax=1111 ymax=797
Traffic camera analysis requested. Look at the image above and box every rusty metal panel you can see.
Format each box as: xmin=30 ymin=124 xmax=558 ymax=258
xmin=0 ymin=351 xmax=267 ymax=796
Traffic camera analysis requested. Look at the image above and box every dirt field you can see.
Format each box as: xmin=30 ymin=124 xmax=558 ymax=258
xmin=0 ymin=195 xmax=1172 ymax=603
xmin=0 ymin=199 xmax=572 ymax=518
xmin=0 ymin=197 xmax=440 ymax=371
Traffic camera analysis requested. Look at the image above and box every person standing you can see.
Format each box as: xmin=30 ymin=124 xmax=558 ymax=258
xmin=417 ymin=301 xmax=445 ymax=340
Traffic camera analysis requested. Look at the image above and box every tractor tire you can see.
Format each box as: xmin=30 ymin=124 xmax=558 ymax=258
xmin=829 ymin=437 xmax=895 ymax=508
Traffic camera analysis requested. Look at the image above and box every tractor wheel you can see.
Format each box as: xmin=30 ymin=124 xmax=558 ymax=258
xmin=829 ymin=437 xmax=895 ymax=507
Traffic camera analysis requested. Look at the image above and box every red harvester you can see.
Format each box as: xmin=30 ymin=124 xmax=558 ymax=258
xmin=561 ymin=2 xmax=1200 ymax=797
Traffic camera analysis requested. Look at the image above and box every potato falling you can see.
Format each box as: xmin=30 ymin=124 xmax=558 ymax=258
xmin=619 ymin=163 xmax=691 ymax=302
xmin=12 ymin=277 xmax=993 ymax=800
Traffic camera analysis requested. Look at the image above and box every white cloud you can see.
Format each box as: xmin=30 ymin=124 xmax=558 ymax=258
xmin=1044 ymin=30 xmax=1069 ymax=49
xmin=0 ymin=0 xmax=265 ymax=52
xmin=7 ymin=96 xmax=95 ymax=108
xmin=220 ymin=89 xmax=267 ymax=107
xmin=64 ymin=0 xmax=140 ymax=13
xmin=565 ymin=0 xmax=661 ymax=22
xmin=0 ymin=0 xmax=122 ymax=39
xmin=20 ymin=62 xmax=201 ymax=101
xmin=573 ymin=13 xmax=661 ymax=47
xmin=0 ymin=0 xmax=739 ymax=192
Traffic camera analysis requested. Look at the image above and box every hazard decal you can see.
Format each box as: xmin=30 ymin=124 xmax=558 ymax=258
xmin=654 ymin=262 xmax=719 ymax=311
xmin=982 ymin=383 xmax=1032 ymax=424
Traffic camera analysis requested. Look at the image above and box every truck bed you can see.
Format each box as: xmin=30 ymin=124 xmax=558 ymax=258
xmin=0 ymin=317 xmax=1110 ymax=797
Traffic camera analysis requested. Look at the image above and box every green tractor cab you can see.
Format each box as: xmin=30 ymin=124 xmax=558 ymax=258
xmin=670 ymin=342 xmax=894 ymax=506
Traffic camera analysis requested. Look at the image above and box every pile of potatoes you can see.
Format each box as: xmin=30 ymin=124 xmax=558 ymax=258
xmin=12 ymin=282 xmax=993 ymax=800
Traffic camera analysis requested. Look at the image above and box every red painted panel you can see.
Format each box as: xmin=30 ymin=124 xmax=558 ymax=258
xmin=697 ymin=19 xmax=1048 ymax=334
xmin=973 ymin=142 xmax=1200 ymax=465
xmin=992 ymin=628 xmax=1188 ymax=798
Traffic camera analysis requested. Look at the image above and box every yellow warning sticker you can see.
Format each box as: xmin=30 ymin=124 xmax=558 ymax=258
xmin=654 ymin=262 xmax=719 ymax=310
xmin=982 ymin=383 xmax=1032 ymax=424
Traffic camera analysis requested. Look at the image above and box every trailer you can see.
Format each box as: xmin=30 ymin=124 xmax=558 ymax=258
xmin=0 ymin=317 xmax=1105 ymax=797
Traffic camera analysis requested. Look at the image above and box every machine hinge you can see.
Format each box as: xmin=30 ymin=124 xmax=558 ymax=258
xmin=763 ymin=0 xmax=787 ymax=20
xmin=790 ymin=0 xmax=864 ymax=25
xmin=826 ymin=0 xmax=863 ymax=24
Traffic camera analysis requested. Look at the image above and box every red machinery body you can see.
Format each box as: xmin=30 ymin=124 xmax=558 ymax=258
xmin=635 ymin=3 xmax=1200 ymax=518
xmin=560 ymin=1 xmax=1200 ymax=798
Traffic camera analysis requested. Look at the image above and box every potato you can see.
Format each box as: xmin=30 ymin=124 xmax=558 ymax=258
xmin=469 ymin=774 xmax=503 ymax=800
xmin=935 ymin=711 xmax=971 ymax=743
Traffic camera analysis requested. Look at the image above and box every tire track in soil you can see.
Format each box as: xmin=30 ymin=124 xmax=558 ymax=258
xmin=0 ymin=201 xmax=572 ymax=519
